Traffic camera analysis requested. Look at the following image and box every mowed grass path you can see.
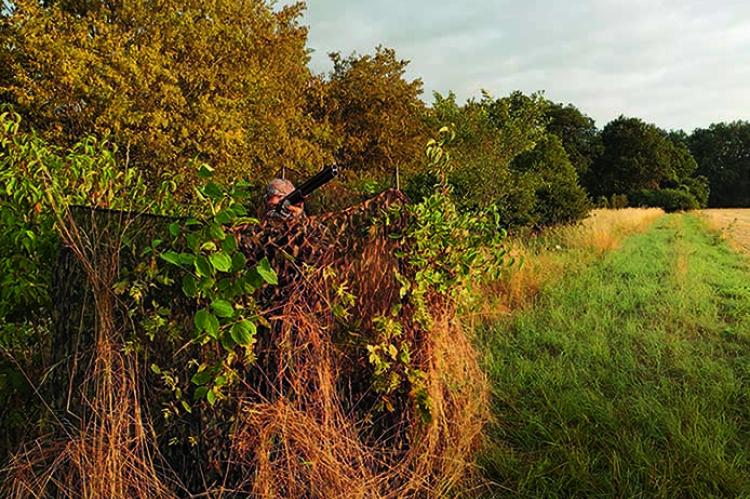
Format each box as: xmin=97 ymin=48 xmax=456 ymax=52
xmin=479 ymin=214 xmax=750 ymax=497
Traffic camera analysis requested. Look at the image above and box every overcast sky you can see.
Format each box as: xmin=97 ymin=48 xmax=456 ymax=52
xmin=291 ymin=0 xmax=750 ymax=132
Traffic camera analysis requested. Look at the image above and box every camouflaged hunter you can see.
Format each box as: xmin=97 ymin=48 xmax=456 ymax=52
xmin=263 ymin=165 xmax=339 ymax=221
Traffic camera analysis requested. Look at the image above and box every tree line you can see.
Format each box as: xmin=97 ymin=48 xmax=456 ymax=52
xmin=1 ymin=0 xmax=747 ymax=224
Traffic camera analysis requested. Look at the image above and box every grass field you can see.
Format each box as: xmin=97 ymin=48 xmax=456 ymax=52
xmin=477 ymin=213 xmax=750 ymax=497
xmin=703 ymin=208 xmax=750 ymax=255
xmin=480 ymin=208 xmax=664 ymax=314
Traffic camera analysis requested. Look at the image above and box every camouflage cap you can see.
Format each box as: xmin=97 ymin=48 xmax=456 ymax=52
xmin=265 ymin=178 xmax=295 ymax=198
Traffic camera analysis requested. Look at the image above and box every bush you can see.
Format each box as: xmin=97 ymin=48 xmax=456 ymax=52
xmin=594 ymin=196 xmax=610 ymax=208
xmin=510 ymin=135 xmax=590 ymax=226
xmin=681 ymin=176 xmax=710 ymax=208
xmin=1 ymin=121 xmax=508 ymax=497
xmin=609 ymin=194 xmax=629 ymax=209
xmin=534 ymin=179 xmax=591 ymax=226
xmin=630 ymin=188 xmax=700 ymax=212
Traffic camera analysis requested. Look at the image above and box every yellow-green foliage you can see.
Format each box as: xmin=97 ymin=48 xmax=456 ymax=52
xmin=2 ymin=0 xmax=332 ymax=191
xmin=321 ymin=47 xmax=427 ymax=181
xmin=424 ymin=91 xmax=548 ymax=211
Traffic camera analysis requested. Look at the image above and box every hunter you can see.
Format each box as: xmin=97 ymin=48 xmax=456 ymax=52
xmin=263 ymin=178 xmax=304 ymax=221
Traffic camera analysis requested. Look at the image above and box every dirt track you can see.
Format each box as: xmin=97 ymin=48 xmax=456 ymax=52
xmin=702 ymin=209 xmax=750 ymax=254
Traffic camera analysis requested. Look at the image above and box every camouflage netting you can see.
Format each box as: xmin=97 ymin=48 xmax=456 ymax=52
xmin=7 ymin=190 xmax=489 ymax=498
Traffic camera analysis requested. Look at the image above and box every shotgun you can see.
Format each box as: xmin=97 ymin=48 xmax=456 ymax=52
xmin=275 ymin=165 xmax=339 ymax=214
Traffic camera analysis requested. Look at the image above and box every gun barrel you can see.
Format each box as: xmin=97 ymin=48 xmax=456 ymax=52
xmin=279 ymin=165 xmax=338 ymax=209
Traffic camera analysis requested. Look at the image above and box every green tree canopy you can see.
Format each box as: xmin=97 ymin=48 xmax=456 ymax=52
xmin=426 ymin=90 xmax=548 ymax=211
xmin=544 ymin=101 xmax=602 ymax=178
xmin=587 ymin=116 xmax=682 ymax=197
xmin=689 ymin=121 xmax=750 ymax=207
xmin=511 ymin=135 xmax=590 ymax=226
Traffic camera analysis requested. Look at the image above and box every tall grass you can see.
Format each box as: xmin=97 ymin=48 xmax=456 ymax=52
xmin=702 ymin=208 xmax=750 ymax=255
xmin=477 ymin=214 xmax=750 ymax=497
xmin=4 ymin=192 xmax=492 ymax=498
xmin=6 ymin=208 xmax=175 ymax=498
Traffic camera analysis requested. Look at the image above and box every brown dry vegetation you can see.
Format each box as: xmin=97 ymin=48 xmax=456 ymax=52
xmin=5 ymin=192 xmax=489 ymax=498
xmin=702 ymin=209 xmax=750 ymax=255
xmin=6 ymin=208 xmax=176 ymax=499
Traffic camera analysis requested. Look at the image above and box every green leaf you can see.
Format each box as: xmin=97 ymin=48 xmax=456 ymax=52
xmin=203 ymin=182 xmax=223 ymax=200
xmin=231 ymin=251 xmax=247 ymax=272
xmin=210 ymin=252 xmax=232 ymax=272
xmin=178 ymin=253 xmax=195 ymax=266
xmin=195 ymin=309 xmax=220 ymax=339
xmin=209 ymin=222 xmax=226 ymax=241
xmin=193 ymin=386 xmax=209 ymax=400
xmin=245 ymin=269 xmax=264 ymax=289
xmin=160 ymin=251 xmax=182 ymax=266
xmin=211 ymin=299 xmax=234 ymax=318
xmin=150 ymin=364 xmax=161 ymax=375
xmin=217 ymin=278 xmax=233 ymax=293
xmin=230 ymin=320 xmax=256 ymax=346
xmin=234 ymin=216 xmax=260 ymax=225
xmin=191 ymin=370 xmax=212 ymax=386
xmin=198 ymin=276 xmax=216 ymax=293
xmin=256 ymin=257 xmax=278 ymax=285
xmin=215 ymin=210 xmax=232 ymax=225
xmin=220 ymin=332 xmax=236 ymax=350
xmin=241 ymin=276 xmax=257 ymax=294
xmin=206 ymin=388 xmax=217 ymax=406
xmin=186 ymin=233 xmax=200 ymax=252
xmin=230 ymin=203 xmax=248 ymax=216
xmin=194 ymin=255 xmax=213 ymax=277
xmin=200 ymin=241 xmax=217 ymax=251
xmin=168 ymin=222 xmax=180 ymax=237
xmin=181 ymin=274 xmax=197 ymax=297
xmin=194 ymin=308 xmax=210 ymax=332
xmin=197 ymin=164 xmax=214 ymax=179
xmin=204 ymin=313 xmax=220 ymax=338
xmin=221 ymin=236 xmax=237 ymax=252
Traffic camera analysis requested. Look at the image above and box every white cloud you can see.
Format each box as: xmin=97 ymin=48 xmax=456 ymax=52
xmin=294 ymin=0 xmax=750 ymax=130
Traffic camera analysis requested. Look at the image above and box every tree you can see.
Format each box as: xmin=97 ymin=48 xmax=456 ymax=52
xmin=587 ymin=116 xmax=675 ymax=197
xmin=689 ymin=121 xmax=750 ymax=207
xmin=666 ymin=139 xmax=698 ymax=183
xmin=318 ymin=46 xmax=426 ymax=186
xmin=417 ymin=91 xmax=591 ymax=227
xmin=544 ymin=101 xmax=601 ymax=178
xmin=1 ymin=0 xmax=331 ymax=192
xmin=511 ymin=135 xmax=590 ymax=226
xmin=425 ymin=90 xmax=548 ymax=212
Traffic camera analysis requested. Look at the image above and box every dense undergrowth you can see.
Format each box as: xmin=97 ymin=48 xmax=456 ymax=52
xmin=0 ymin=114 xmax=513 ymax=497
xmin=478 ymin=214 xmax=750 ymax=497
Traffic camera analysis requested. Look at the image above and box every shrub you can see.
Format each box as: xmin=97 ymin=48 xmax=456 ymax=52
xmin=681 ymin=176 xmax=710 ymax=208
xmin=2 ymin=121 xmax=510 ymax=497
xmin=630 ymin=188 xmax=700 ymax=212
xmin=534 ymin=179 xmax=592 ymax=226
xmin=609 ymin=194 xmax=629 ymax=209
xmin=510 ymin=135 xmax=591 ymax=226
